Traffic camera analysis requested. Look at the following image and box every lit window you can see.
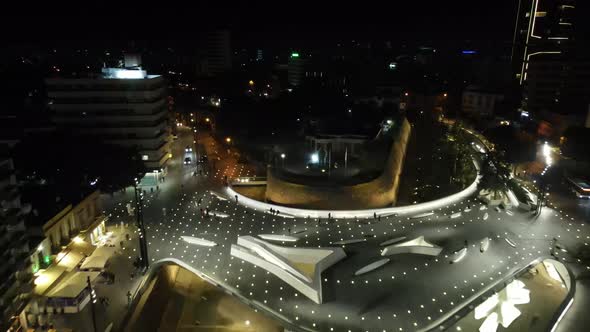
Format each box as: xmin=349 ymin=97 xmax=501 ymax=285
xmin=142 ymin=155 xmax=149 ymax=161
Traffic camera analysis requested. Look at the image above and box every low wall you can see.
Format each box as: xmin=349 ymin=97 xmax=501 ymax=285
xmin=226 ymin=156 xmax=480 ymax=219
xmin=265 ymin=118 xmax=412 ymax=209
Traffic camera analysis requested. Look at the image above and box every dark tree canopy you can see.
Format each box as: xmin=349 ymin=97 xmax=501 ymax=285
xmin=483 ymin=126 xmax=536 ymax=165
xmin=12 ymin=131 xmax=146 ymax=194
xmin=562 ymin=127 xmax=590 ymax=162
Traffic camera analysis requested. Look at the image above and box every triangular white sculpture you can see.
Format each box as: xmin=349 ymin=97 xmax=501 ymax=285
xmin=231 ymin=236 xmax=346 ymax=304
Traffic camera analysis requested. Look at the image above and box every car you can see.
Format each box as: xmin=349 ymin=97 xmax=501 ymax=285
xmin=184 ymin=157 xmax=191 ymax=165
xmin=185 ymin=146 xmax=192 ymax=152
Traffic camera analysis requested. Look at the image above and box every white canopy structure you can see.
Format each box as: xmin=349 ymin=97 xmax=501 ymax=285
xmin=56 ymin=250 xmax=86 ymax=272
xmin=47 ymin=271 xmax=101 ymax=299
xmin=474 ymin=279 xmax=530 ymax=332
xmin=80 ymin=246 xmax=116 ymax=270
xmin=231 ymin=236 xmax=346 ymax=304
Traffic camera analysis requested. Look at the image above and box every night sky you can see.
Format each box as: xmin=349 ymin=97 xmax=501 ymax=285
xmin=2 ymin=2 xmax=518 ymax=42
xmin=2 ymin=1 xmax=589 ymax=48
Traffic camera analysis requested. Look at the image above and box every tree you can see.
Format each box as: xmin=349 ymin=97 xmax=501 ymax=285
xmin=445 ymin=121 xmax=474 ymax=185
xmin=13 ymin=131 xmax=146 ymax=194
xmin=484 ymin=126 xmax=536 ymax=174
xmin=478 ymin=151 xmax=511 ymax=201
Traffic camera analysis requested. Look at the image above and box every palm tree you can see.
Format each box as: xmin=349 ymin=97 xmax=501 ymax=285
xmin=445 ymin=121 xmax=474 ymax=185
xmin=479 ymin=152 xmax=511 ymax=202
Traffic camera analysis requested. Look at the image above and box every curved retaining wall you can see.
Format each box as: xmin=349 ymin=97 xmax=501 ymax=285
xmin=227 ymin=157 xmax=480 ymax=219
xmin=265 ymin=118 xmax=412 ymax=209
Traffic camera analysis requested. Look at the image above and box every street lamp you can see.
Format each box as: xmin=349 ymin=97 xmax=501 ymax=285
xmin=87 ymin=276 xmax=98 ymax=332
xmin=280 ymin=153 xmax=286 ymax=168
xmin=225 ymin=137 xmax=232 ymax=144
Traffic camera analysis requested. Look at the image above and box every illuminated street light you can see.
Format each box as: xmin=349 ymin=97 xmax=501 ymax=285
xmin=248 ymin=80 xmax=255 ymax=86
xmin=443 ymin=93 xmax=448 ymax=97
xmin=281 ymin=153 xmax=286 ymax=159
xmin=205 ymin=118 xmax=210 ymax=122
xmin=543 ymin=141 xmax=552 ymax=166
xmin=310 ymin=153 xmax=319 ymax=164
xmin=226 ymin=137 xmax=232 ymax=143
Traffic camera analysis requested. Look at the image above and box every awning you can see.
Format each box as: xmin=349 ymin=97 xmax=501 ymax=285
xmin=46 ymin=271 xmax=101 ymax=299
xmin=68 ymin=238 xmax=97 ymax=256
xmin=56 ymin=250 xmax=85 ymax=272
xmin=79 ymin=246 xmax=116 ymax=270
xmin=34 ymin=266 xmax=68 ymax=296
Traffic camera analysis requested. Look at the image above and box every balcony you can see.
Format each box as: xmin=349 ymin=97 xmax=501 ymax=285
xmin=51 ymin=98 xmax=166 ymax=115
xmin=48 ymin=87 xmax=167 ymax=103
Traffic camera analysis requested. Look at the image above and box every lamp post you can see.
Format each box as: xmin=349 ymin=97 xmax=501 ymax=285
xmin=280 ymin=153 xmax=286 ymax=168
xmin=87 ymin=276 xmax=98 ymax=332
xmin=133 ymin=179 xmax=149 ymax=270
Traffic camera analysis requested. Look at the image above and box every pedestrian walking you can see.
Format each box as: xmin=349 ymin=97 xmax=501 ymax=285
xmin=328 ymin=213 xmax=331 ymax=220
xmin=126 ymin=291 xmax=132 ymax=307
xmin=378 ymin=215 xmax=381 ymax=221
xmin=374 ymin=212 xmax=377 ymax=219
xmin=235 ymin=195 xmax=238 ymax=203
xmin=162 ymin=207 xmax=167 ymax=216
xmin=288 ymin=228 xmax=291 ymax=235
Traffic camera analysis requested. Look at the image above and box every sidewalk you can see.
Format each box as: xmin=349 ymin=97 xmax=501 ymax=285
xmin=40 ymin=224 xmax=145 ymax=332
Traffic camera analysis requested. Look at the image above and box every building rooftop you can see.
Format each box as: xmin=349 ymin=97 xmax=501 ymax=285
xmin=21 ymin=184 xmax=96 ymax=228
xmin=46 ymin=68 xmax=162 ymax=82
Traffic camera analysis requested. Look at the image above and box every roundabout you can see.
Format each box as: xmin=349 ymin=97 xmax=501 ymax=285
xmin=106 ymin=128 xmax=582 ymax=332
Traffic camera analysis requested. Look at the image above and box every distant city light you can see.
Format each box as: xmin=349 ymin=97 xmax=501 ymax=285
xmin=291 ymin=52 xmax=300 ymax=58
xmin=388 ymin=62 xmax=397 ymax=70
xmin=462 ymin=50 xmax=477 ymax=55
xmin=249 ymin=80 xmax=255 ymax=86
